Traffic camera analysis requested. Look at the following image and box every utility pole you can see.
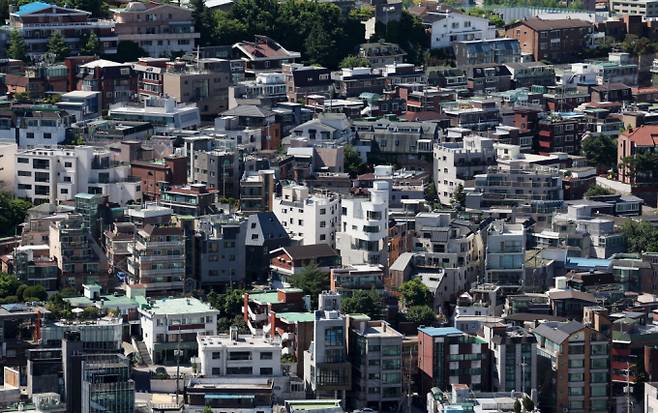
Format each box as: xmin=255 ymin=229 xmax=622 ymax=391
xmin=175 ymin=322 xmax=182 ymax=406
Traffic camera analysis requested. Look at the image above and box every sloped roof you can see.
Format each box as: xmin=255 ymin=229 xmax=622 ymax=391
xmin=515 ymin=17 xmax=591 ymax=31
xmin=275 ymin=244 xmax=339 ymax=260
xmin=221 ymin=104 xmax=274 ymax=118
xmin=534 ymin=320 xmax=584 ymax=344
xmin=622 ymin=124 xmax=658 ymax=147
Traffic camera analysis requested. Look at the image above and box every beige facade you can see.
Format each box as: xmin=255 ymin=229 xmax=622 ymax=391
xmin=163 ymin=70 xmax=230 ymax=118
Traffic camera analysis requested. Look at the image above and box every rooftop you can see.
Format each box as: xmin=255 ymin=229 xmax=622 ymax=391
xmin=140 ymin=297 xmax=218 ymax=316
xmin=418 ymin=326 xmax=463 ymax=337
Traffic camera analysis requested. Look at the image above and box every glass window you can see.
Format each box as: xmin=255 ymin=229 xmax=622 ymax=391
xmin=568 ymin=386 xmax=584 ymax=396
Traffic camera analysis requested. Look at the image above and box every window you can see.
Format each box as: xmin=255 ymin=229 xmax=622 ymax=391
xmin=212 ymin=352 xmax=221 ymax=359
xmin=211 ymin=368 xmax=221 ymax=375
xmin=590 ymin=385 xmax=607 ymax=397
xmin=17 ymin=171 xmax=31 ymax=176
xmin=228 ymin=351 xmax=251 ymax=361
xmin=27 ymin=132 xmax=34 ymax=139
xmin=44 ymin=133 xmax=52 ymax=140
xmin=568 ymin=358 xmax=584 ymax=368
xmin=324 ymin=327 xmax=343 ymax=346
xmin=260 ymin=352 xmax=273 ymax=360
xmin=226 ymin=367 xmax=252 ymax=375
xmin=64 ymin=162 xmax=72 ymax=168
xmin=568 ymin=386 xmax=584 ymax=396
xmin=260 ymin=367 xmax=273 ymax=375
xmin=568 ymin=373 xmax=584 ymax=382
xmin=17 ymin=158 xmax=29 ymax=164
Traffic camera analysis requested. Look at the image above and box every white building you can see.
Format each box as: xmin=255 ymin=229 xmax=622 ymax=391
xmin=610 ymin=0 xmax=658 ymax=17
xmin=138 ymin=297 xmax=219 ymax=365
xmin=433 ymin=135 xmax=496 ymax=205
xmin=0 ymin=141 xmax=16 ymax=193
xmin=108 ymin=98 xmax=200 ymax=132
xmin=645 ymin=382 xmax=658 ymax=413
xmin=485 ymin=220 xmax=525 ymax=286
xmin=197 ymin=327 xmax=282 ymax=377
xmin=15 ymin=146 xmax=141 ymax=206
xmin=273 ymin=185 xmax=341 ymax=247
xmin=428 ymin=12 xmax=496 ymax=49
xmin=336 ymin=181 xmax=389 ymax=266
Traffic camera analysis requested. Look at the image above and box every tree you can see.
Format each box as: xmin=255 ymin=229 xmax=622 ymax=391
xmin=289 ymin=264 xmax=329 ymax=309
xmin=81 ymin=32 xmax=100 ymax=56
xmin=405 ymin=305 xmax=436 ymax=325
xmin=581 ymin=133 xmax=617 ymax=172
xmin=0 ymin=274 xmax=21 ymax=299
xmin=22 ymin=285 xmax=47 ymax=302
xmin=451 ymin=184 xmax=466 ymax=210
xmin=201 ymin=406 xmax=214 ymax=413
xmin=47 ymin=31 xmax=70 ymax=62
xmin=340 ymin=289 xmax=384 ymax=319
xmin=424 ymin=180 xmax=438 ymax=206
xmin=0 ymin=193 xmax=32 ymax=237
xmin=114 ymin=40 xmax=148 ymax=63
xmin=70 ymin=0 xmax=109 ymax=18
xmin=191 ymin=0 xmax=214 ymax=46
xmin=344 ymin=144 xmax=363 ymax=176
xmin=0 ymin=0 xmax=8 ymax=22
xmin=585 ymin=185 xmax=614 ymax=198
xmin=513 ymin=399 xmax=522 ymax=413
xmin=339 ymin=54 xmax=369 ymax=68
xmin=82 ymin=306 xmax=100 ymax=319
xmin=399 ymin=278 xmax=432 ymax=308
xmin=374 ymin=11 xmax=427 ymax=65
xmin=7 ymin=29 xmax=27 ymax=62
xmin=522 ymin=396 xmax=534 ymax=412
xmin=620 ymin=220 xmax=658 ymax=254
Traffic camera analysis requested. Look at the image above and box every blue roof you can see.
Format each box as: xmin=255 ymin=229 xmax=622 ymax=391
xmin=16 ymin=2 xmax=52 ymax=16
xmin=418 ymin=326 xmax=463 ymax=337
xmin=566 ymin=257 xmax=611 ymax=269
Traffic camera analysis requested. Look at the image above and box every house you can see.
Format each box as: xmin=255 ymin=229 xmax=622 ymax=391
xmin=617 ymin=124 xmax=658 ymax=185
xmin=113 ymin=2 xmax=200 ymax=58
xmin=233 ymin=36 xmax=301 ymax=75
xmin=270 ymin=244 xmax=340 ymax=284
xmin=331 ymin=67 xmax=387 ymax=98
xmin=505 ymin=17 xmax=593 ymax=63
xmin=590 ymin=83 xmax=632 ymax=103
xmin=282 ymin=64 xmax=332 ymax=103
xmin=453 ymin=38 xmax=521 ymax=66
xmin=358 ymin=40 xmax=406 ymax=68
xmin=77 ymin=59 xmax=135 ymax=111
xmin=427 ymin=12 xmax=495 ymax=50
xmin=466 ymin=64 xmax=513 ymax=94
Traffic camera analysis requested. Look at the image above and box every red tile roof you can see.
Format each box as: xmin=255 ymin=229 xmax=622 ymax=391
xmin=622 ymin=125 xmax=658 ymax=146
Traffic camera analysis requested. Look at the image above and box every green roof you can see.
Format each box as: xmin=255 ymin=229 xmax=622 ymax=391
xmin=276 ymin=312 xmax=315 ymax=323
xmin=64 ymin=296 xmax=94 ymax=307
xmin=347 ymin=313 xmax=370 ymax=320
xmin=141 ymin=297 xmax=218 ymax=316
xmin=249 ymin=291 xmax=281 ymax=304
xmin=75 ymin=193 xmax=98 ymax=200
xmin=100 ymin=294 xmax=137 ymax=306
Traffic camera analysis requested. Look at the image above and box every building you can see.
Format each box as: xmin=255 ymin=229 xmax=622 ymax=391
xmin=189 ymin=149 xmax=240 ymax=198
xmin=466 ymin=64 xmax=513 ymax=95
xmin=336 ymin=181 xmax=389 ymax=267
xmin=610 ymin=0 xmax=658 ymax=17
xmin=138 ymin=297 xmax=219 ymax=365
xmin=0 ymin=2 xmax=117 ymax=59
xmin=534 ymin=321 xmax=610 ymax=412
xmin=433 ymin=135 xmax=496 ymax=205
xmin=163 ymin=60 xmax=231 ymax=118
xmin=428 ymin=12 xmax=495 ymax=50
xmin=243 ymin=288 xmax=307 ymax=334
xmin=80 ymin=355 xmax=135 ymax=413
xmin=442 ymin=100 xmax=501 ymax=131
xmin=282 ymin=63 xmax=332 ymax=103
xmin=617 ymin=124 xmax=658 ymax=185
xmin=108 ymin=98 xmax=201 ymax=132
xmin=347 ymin=318 xmax=403 ymax=411
xmin=536 ymin=112 xmax=588 ymax=155
xmin=453 ymin=38 xmax=521 ymax=66
xmin=506 ymin=17 xmax=593 ymax=63
xmin=13 ymin=244 xmax=59 ymax=291
xmin=57 ymin=90 xmax=101 ymax=122
xmin=352 ymin=118 xmax=437 ymax=161
xmin=303 ymin=309 xmax=352 ymax=399
xmin=244 ymin=212 xmax=290 ymax=284
xmin=215 ymin=105 xmax=280 ymax=152
xmin=197 ymin=328 xmax=282 ymax=377
xmin=26 ymin=348 xmax=62 ymax=397
xmin=131 ymin=155 xmax=187 ymax=201
xmin=7 ymin=104 xmax=74 ymax=147
xmin=485 ymin=220 xmax=525 ymax=286
xmin=113 ymin=2 xmax=199 ymax=58
xmin=15 ymin=146 xmax=141 ymax=206
xmin=126 ymin=224 xmax=186 ymax=296
xmin=358 ymin=41 xmax=406 ymax=68
xmin=195 ymin=214 xmax=247 ymax=288
xmin=480 ymin=323 xmax=537 ymax=394
xmin=230 ymin=72 xmax=287 ymax=107
xmin=240 ymin=169 xmax=276 ymax=213
xmin=186 ymin=377 xmax=275 ymax=413
xmin=77 ymin=60 xmax=135 ymax=111
xmin=160 ymin=183 xmax=217 ymax=216
xmin=132 ymin=57 xmax=168 ymax=100
xmin=505 ymin=62 xmax=556 ymax=88
xmin=646 ymin=382 xmax=658 ymax=413
xmin=273 ymin=185 xmax=341 ymax=246
xmin=331 ymin=67 xmax=387 ymax=98
xmin=417 ymin=327 xmax=490 ymax=394
xmin=330 ymin=265 xmax=385 ymax=297
xmin=270 ymin=244 xmax=339 ymax=285
xmin=233 ymin=36 xmax=301 ymax=75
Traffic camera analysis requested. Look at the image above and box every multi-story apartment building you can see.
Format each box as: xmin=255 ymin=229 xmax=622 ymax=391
xmin=506 ymin=17 xmax=593 ymax=63
xmin=13 ymin=244 xmax=59 ymax=291
xmin=49 ymin=213 xmax=107 ymax=289
xmin=57 ymin=90 xmax=101 ymax=122
xmin=104 ymin=222 xmax=135 ymax=279
xmin=352 ymin=118 xmax=438 ymax=162
xmin=132 ymin=57 xmax=169 ymax=100
xmin=126 ymin=224 xmax=186 ymax=296
xmin=163 ymin=60 xmax=231 ymax=118
xmin=347 ymin=318 xmax=404 ymax=411
xmin=453 ymin=38 xmax=521 ymax=66
xmin=230 ymin=72 xmax=288 ymax=108
xmin=273 ymin=184 xmax=341 ymax=247
xmin=245 ymin=212 xmax=290 ymax=284
xmin=234 ymin=36 xmax=301 ymax=75
xmin=113 ymin=2 xmax=199 ymax=58
xmin=467 ymin=166 xmax=564 ymax=210
xmin=443 ymin=100 xmax=501 ymax=131
xmin=617 ymin=124 xmax=658 ymax=185
xmin=215 ymin=105 xmax=280 ymax=152
xmin=552 ymin=204 xmax=625 ymax=258
xmin=411 ymin=213 xmax=485 ymax=284
xmin=595 ymin=52 xmax=638 ymax=85
xmin=428 ymin=12 xmax=496 ymax=50
xmin=131 ymin=155 xmax=187 ymax=201
xmin=336 ymin=181 xmax=389 ymax=267
xmin=505 ymin=62 xmax=556 ymax=88
xmin=426 ymin=66 xmax=468 ymax=90
xmin=610 ymin=0 xmax=658 ymax=17
xmin=282 ymin=63 xmax=332 ymax=102
xmin=417 ymin=327 xmax=490 ymax=394
xmin=197 ymin=328 xmax=282 ymax=377
xmin=8 ymin=104 xmax=74 ymax=147
xmin=195 ymin=214 xmax=247 ymax=288
xmin=485 ymin=220 xmax=525 ymax=286
xmin=15 ymin=146 xmax=141 ymax=206
xmin=159 ymin=183 xmax=217 ymax=217
xmin=0 ymin=2 xmax=117 ymax=59
xmin=77 ymin=59 xmax=135 ymax=111
xmin=240 ymin=169 xmax=276 ymax=213
xmin=303 ymin=309 xmax=352 ymax=399
xmin=358 ymin=41 xmax=406 ymax=68
xmin=480 ymin=323 xmax=537 ymax=394
xmin=534 ymin=321 xmax=610 ymax=413
xmin=433 ymin=135 xmax=496 ymax=205
xmin=331 ymin=67 xmax=387 ymax=98
xmin=466 ymin=64 xmax=513 ymax=95
xmin=108 ymin=98 xmax=201 ymax=132
xmin=330 ymin=265 xmax=385 ymax=297
xmin=138 ymin=297 xmax=219 ymax=365
xmin=80 ymin=355 xmax=135 ymax=413
xmin=188 ymin=149 xmax=240 ymax=198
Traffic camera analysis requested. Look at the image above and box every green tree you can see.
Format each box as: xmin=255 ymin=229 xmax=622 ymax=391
xmin=451 ymin=184 xmax=466 ymax=209
xmin=584 ymin=185 xmax=614 ymax=198
xmin=0 ymin=273 xmax=21 ymax=299
xmin=522 ymin=397 xmax=534 ymax=412
xmin=81 ymin=32 xmax=100 ymax=56
xmin=8 ymin=29 xmax=27 ymax=61
xmin=399 ymin=278 xmax=432 ymax=308
xmin=191 ymin=0 xmax=214 ymax=46
xmin=47 ymin=31 xmax=70 ymax=62
xmin=22 ymin=285 xmax=47 ymax=301
xmin=45 ymin=293 xmax=73 ymax=320
xmin=213 ymin=11 xmax=248 ymax=45
xmin=340 ymin=289 xmax=384 ymax=319
xmin=289 ymin=264 xmax=329 ymax=309
xmin=71 ymin=0 xmax=110 ymax=18
xmin=581 ymin=134 xmax=617 ymax=172
xmin=620 ymin=220 xmax=658 ymax=253
xmin=344 ymin=144 xmax=362 ymax=176
xmin=405 ymin=305 xmax=436 ymax=325
xmin=424 ymin=180 xmax=438 ymax=206
xmin=349 ymin=5 xmax=374 ymax=20
xmin=375 ymin=11 xmax=427 ymax=65
xmin=82 ymin=306 xmax=100 ymax=319
xmin=201 ymin=405 xmax=213 ymax=413
xmin=513 ymin=399 xmax=521 ymax=413
xmin=339 ymin=54 xmax=369 ymax=68
xmin=114 ymin=40 xmax=148 ymax=63
xmin=208 ymin=288 xmax=246 ymax=319
xmin=0 ymin=193 xmax=32 ymax=237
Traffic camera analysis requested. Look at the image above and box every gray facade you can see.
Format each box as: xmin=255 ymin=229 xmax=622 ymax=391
xmin=195 ymin=215 xmax=247 ymax=288
xmin=453 ymin=38 xmax=521 ymax=66
xmin=192 ymin=150 xmax=242 ymax=199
